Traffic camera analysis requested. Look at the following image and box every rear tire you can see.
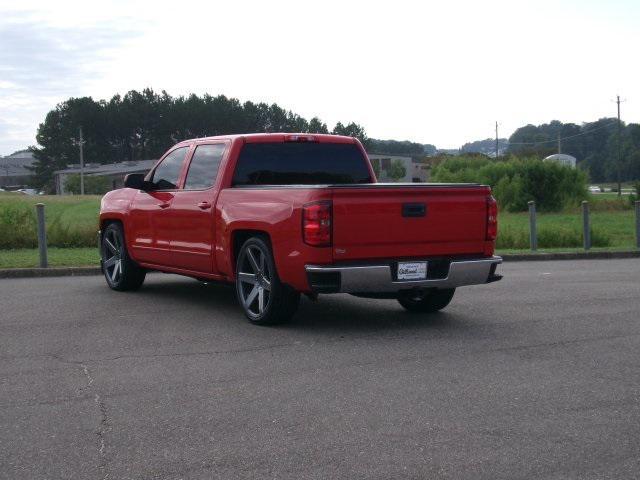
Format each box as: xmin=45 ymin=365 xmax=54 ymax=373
xmin=235 ymin=237 xmax=300 ymax=325
xmin=397 ymin=288 xmax=455 ymax=313
xmin=101 ymin=223 xmax=146 ymax=291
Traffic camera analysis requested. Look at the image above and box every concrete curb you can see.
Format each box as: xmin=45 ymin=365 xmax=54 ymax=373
xmin=0 ymin=266 xmax=101 ymax=279
xmin=2 ymin=251 xmax=640 ymax=279
xmin=501 ymin=251 xmax=640 ymax=262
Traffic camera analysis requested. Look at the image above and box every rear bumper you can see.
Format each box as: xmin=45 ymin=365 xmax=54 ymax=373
xmin=305 ymin=256 xmax=502 ymax=293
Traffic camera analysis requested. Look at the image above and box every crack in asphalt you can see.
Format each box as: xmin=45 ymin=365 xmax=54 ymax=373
xmin=2 ymin=330 xmax=640 ymax=368
xmin=79 ymin=363 xmax=110 ymax=480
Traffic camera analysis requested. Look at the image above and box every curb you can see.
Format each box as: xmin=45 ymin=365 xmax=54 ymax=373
xmin=501 ymin=251 xmax=640 ymax=261
xmin=0 ymin=266 xmax=101 ymax=279
xmin=0 ymin=251 xmax=639 ymax=278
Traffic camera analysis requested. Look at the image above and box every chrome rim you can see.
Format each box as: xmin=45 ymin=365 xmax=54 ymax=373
xmin=103 ymin=229 xmax=123 ymax=285
xmin=237 ymin=245 xmax=271 ymax=318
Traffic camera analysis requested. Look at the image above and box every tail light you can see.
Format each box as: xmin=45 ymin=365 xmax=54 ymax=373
xmin=303 ymin=201 xmax=332 ymax=246
xmin=486 ymin=195 xmax=498 ymax=240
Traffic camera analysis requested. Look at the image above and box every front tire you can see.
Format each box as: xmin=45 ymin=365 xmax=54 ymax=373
xmin=101 ymin=223 xmax=146 ymax=291
xmin=235 ymin=237 xmax=300 ymax=325
xmin=397 ymin=288 xmax=455 ymax=313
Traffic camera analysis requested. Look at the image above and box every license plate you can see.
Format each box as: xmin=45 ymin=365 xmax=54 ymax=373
xmin=397 ymin=262 xmax=427 ymax=280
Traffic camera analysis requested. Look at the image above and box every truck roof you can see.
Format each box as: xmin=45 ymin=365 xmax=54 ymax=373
xmin=174 ymin=133 xmax=357 ymax=147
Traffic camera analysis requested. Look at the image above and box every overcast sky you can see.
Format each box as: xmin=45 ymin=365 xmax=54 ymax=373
xmin=0 ymin=0 xmax=638 ymax=155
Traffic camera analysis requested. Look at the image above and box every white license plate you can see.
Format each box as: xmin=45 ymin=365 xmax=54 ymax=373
xmin=397 ymin=262 xmax=427 ymax=280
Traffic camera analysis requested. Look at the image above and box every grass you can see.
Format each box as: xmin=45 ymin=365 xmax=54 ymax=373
xmin=0 ymin=247 xmax=99 ymax=268
xmin=498 ymin=210 xmax=636 ymax=249
xmin=0 ymin=194 xmax=100 ymax=248
xmin=0 ymin=192 xmax=638 ymax=267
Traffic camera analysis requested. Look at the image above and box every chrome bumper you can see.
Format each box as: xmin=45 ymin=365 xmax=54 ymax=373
xmin=305 ymin=256 xmax=502 ymax=293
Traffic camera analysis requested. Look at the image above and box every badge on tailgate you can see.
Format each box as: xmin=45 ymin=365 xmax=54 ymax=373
xmin=397 ymin=262 xmax=427 ymax=280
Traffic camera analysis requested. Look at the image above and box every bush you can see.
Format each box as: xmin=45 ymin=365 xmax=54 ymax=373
xmin=0 ymin=204 xmax=37 ymax=249
xmin=64 ymin=174 xmax=111 ymax=195
xmin=431 ymin=155 xmax=588 ymax=212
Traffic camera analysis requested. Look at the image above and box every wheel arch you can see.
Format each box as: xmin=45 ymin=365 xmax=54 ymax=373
xmin=100 ymin=217 xmax=123 ymax=234
xmin=231 ymin=229 xmax=272 ymax=274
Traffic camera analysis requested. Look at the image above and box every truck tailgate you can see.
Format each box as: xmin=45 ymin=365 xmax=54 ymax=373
xmin=331 ymin=184 xmax=490 ymax=261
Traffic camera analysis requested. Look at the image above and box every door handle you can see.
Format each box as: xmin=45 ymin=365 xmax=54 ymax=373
xmin=158 ymin=202 xmax=170 ymax=209
xmin=197 ymin=201 xmax=212 ymax=210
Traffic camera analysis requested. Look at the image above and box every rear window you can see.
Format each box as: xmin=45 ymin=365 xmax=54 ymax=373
xmin=232 ymin=142 xmax=372 ymax=186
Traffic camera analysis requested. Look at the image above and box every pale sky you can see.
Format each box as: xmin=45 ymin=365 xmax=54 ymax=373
xmin=0 ymin=0 xmax=638 ymax=155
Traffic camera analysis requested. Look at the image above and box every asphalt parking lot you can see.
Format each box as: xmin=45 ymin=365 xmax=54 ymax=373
xmin=1 ymin=259 xmax=640 ymax=479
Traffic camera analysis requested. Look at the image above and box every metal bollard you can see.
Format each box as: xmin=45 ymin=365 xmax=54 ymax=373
xmin=35 ymin=203 xmax=48 ymax=268
xmin=582 ymin=201 xmax=591 ymax=250
xmin=636 ymin=201 xmax=640 ymax=249
xmin=528 ymin=201 xmax=537 ymax=251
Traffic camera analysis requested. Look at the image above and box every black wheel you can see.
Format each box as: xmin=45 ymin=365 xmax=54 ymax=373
xmin=101 ymin=223 xmax=146 ymax=291
xmin=235 ymin=237 xmax=300 ymax=325
xmin=397 ymin=288 xmax=455 ymax=313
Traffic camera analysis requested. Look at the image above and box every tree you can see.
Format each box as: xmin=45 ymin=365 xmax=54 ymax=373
xmin=63 ymin=174 xmax=111 ymax=195
xmin=368 ymin=138 xmax=429 ymax=157
xmin=30 ymin=90 xmax=375 ymax=191
xmin=308 ymin=117 xmax=329 ymax=134
xmin=388 ymin=160 xmax=407 ymax=182
xmin=332 ymin=121 xmax=370 ymax=149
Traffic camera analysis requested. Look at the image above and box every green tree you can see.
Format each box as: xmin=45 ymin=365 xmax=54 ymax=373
xmin=388 ymin=160 xmax=407 ymax=182
xmin=308 ymin=117 xmax=329 ymax=134
xmin=332 ymin=121 xmax=370 ymax=149
xmin=63 ymin=174 xmax=111 ymax=195
xmin=30 ymin=89 xmax=374 ymax=191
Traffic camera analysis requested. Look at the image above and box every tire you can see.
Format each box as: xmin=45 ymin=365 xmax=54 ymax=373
xmin=101 ymin=222 xmax=146 ymax=291
xmin=235 ymin=236 xmax=300 ymax=325
xmin=397 ymin=288 xmax=455 ymax=313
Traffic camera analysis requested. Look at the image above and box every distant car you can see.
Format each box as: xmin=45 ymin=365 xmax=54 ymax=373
xmin=588 ymin=186 xmax=601 ymax=193
xmin=16 ymin=188 xmax=39 ymax=195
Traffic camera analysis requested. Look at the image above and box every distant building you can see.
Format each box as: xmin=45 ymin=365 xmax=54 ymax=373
xmin=369 ymin=154 xmax=429 ymax=182
xmin=54 ymin=159 xmax=157 ymax=195
xmin=0 ymin=150 xmax=36 ymax=188
xmin=544 ymin=153 xmax=576 ymax=168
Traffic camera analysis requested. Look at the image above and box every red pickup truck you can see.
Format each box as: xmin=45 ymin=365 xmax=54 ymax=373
xmin=99 ymin=133 xmax=501 ymax=324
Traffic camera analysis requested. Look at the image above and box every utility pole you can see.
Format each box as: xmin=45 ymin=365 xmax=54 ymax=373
xmin=616 ymin=95 xmax=622 ymax=197
xmin=78 ymin=126 xmax=85 ymax=195
xmin=495 ymin=121 xmax=499 ymax=159
xmin=557 ymin=130 xmax=561 ymax=154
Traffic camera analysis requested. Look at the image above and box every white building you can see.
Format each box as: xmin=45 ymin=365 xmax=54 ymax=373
xmin=0 ymin=150 xmax=36 ymax=188
xmin=54 ymin=159 xmax=157 ymax=194
xmin=544 ymin=153 xmax=577 ymax=168
xmin=368 ymin=154 xmax=429 ymax=182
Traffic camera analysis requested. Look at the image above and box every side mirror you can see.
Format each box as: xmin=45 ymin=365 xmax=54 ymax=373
xmin=124 ymin=173 xmax=152 ymax=190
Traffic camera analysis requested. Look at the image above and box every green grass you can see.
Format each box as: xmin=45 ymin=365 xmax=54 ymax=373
xmin=0 ymin=193 xmax=100 ymax=224
xmin=0 ymin=247 xmax=99 ymax=268
xmin=0 ymin=194 xmax=100 ymax=248
xmin=0 ymin=193 xmax=638 ymax=267
xmin=498 ymin=210 xmax=636 ymax=249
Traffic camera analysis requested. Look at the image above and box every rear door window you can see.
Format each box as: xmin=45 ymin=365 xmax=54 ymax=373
xmin=232 ymin=142 xmax=372 ymax=186
xmin=184 ymin=144 xmax=226 ymax=190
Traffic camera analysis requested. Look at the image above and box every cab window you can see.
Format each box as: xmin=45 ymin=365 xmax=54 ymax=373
xmin=151 ymin=147 xmax=188 ymax=189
